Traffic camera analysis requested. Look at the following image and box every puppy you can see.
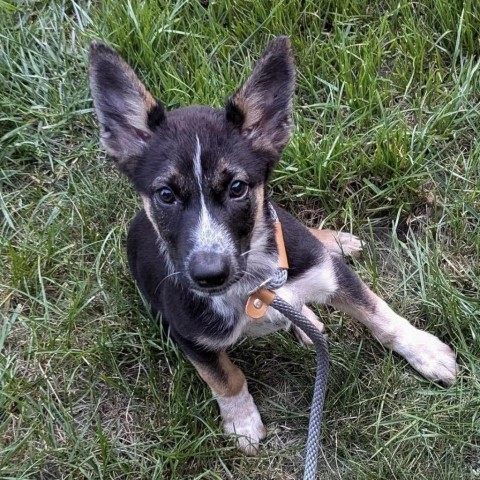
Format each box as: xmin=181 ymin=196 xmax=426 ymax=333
xmin=89 ymin=37 xmax=457 ymax=455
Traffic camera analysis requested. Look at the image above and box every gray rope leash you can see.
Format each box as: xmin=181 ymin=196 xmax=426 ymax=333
xmin=270 ymin=295 xmax=329 ymax=480
xmin=248 ymin=204 xmax=329 ymax=479
xmin=262 ymin=266 xmax=329 ymax=480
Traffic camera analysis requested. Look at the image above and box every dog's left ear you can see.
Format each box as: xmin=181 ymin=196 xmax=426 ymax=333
xmin=226 ymin=36 xmax=295 ymax=156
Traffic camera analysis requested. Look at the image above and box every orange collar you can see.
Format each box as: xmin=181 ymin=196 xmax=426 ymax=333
xmin=245 ymin=217 xmax=289 ymax=319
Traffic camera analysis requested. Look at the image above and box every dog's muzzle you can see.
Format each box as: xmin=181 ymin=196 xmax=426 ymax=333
xmin=188 ymin=251 xmax=231 ymax=290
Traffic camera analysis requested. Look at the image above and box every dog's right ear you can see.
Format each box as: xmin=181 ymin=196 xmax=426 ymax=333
xmin=89 ymin=41 xmax=164 ymax=171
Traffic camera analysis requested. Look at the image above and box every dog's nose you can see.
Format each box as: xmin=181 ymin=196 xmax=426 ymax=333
xmin=189 ymin=252 xmax=231 ymax=289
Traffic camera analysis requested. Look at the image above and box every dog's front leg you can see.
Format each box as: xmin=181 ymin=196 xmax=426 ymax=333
xmin=298 ymin=247 xmax=457 ymax=385
xmin=324 ymin=255 xmax=458 ymax=385
xmin=184 ymin=347 xmax=266 ymax=455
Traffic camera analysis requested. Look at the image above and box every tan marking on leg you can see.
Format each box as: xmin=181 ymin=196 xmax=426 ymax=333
xmin=292 ymin=236 xmax=455 ymax=384
xmin=191 ymin=352 xmax=266 ymax=455
xmin=309 ymin=228 xmax=363 ymax=257
xmin=330 ymin=288 xmax=457 ymax=385
xmin=192 ymin=351 xmax=245 ymax=397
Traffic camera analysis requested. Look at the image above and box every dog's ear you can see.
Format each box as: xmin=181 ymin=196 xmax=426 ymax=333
xmin=226 ymin=36 xmax=295 ymax=156
xmin=89 ymin=41 xmax=165 ymax=170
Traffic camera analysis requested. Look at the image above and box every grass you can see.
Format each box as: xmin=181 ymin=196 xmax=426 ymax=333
xmin=1 ymin=0 xmax=479 ymax=478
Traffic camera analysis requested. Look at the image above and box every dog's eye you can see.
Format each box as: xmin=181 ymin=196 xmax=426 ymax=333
xmin=229 ymin=180 xmax=248 ymax=199
xmin=156 ymin=187 xmax=176 ymax=205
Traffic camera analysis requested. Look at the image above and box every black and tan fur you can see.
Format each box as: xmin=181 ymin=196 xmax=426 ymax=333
xmin=89 ymin=37 xmax=457 ymax=455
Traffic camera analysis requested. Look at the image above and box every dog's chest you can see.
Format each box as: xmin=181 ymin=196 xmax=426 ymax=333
xmin=244 ymin=282 xmax=306 ymax=337
xmin=241 ymin=304 xmax=291 ymax=337
xmin=211 ymin=283 xmax=303 ymax=341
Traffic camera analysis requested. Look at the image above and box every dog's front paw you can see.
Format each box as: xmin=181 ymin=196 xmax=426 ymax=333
xmin=309 ymin=228 xmax=363 ymax=258
xmin=335 ymin=232 xmax=363 ymax=257
xmin=223 ymin=407 xmax=266 ymax=455
xmin=216 ymin=383 xmax=266 ymax=455
xmin=400 ymin=330 xmax=457 ymax=386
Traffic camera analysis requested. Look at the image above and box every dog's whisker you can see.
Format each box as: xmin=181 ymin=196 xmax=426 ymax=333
xmin=232 ymin=270 xmax=256 ymax=283
xmin=154 ymin=271 xmax=181 ymax=294
xmin=241 ymin=248 xmax=257 ymax=257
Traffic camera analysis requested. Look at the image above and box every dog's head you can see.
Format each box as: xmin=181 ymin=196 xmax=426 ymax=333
xmin=89 ymin=37 xmax=295 ymax=295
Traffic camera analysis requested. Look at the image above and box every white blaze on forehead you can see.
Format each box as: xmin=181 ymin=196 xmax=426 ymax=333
xmin=193 ymin=135 xmax=203 ymax=189
xmin=191 ymin=136 xmax=233 ymax=252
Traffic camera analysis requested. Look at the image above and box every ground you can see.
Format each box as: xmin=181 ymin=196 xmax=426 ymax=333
xmin=1 ymin=1 xmax=479 ymax=479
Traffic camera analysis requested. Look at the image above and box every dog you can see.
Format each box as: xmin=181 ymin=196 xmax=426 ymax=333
xmin=89 ymin=36 xmax=457 ymax=455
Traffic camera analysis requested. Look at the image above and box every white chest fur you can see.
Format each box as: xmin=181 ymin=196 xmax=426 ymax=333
xmin=201 ymin=259 xmax=337 ymax=350
xmin=241 ymin=306 xmax=291 ymax=337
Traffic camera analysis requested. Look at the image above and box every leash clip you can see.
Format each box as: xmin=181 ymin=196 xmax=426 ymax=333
xmin=245 ymin=288 xmax=276 ymax=319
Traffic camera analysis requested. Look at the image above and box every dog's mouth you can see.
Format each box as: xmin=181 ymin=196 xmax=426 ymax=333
xmin=191 ymin=285 xmax=232 ymax=297
xmin=189 ymin=271 xmax=246 ymax=297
